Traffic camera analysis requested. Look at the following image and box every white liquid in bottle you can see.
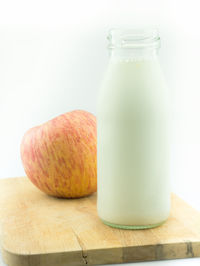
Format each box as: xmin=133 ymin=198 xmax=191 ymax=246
xmin=97 ymin=29 xmax=170 ymax=229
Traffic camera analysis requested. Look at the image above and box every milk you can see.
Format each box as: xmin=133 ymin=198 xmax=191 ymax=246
xmin=97 ymin=54 xmax=170 ymax=228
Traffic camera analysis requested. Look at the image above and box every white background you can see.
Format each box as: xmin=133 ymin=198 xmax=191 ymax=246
xmin=0 ymin=0 xmax=200 ymax=265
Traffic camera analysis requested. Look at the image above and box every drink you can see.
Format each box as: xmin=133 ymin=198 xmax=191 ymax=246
xmin=97 ymin=29 xmax=170 ymax=229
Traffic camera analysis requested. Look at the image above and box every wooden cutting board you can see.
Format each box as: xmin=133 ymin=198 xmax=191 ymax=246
xmin=0 ymin=178 xmax=200 ymax=266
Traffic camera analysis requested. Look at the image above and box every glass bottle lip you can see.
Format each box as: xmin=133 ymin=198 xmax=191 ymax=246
xmin=107 ymin=28 xmax=160 ymax=50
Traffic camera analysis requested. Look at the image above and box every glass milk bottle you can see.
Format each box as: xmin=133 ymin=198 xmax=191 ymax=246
xmin=97 ymin=29 xmax=170 ymax=229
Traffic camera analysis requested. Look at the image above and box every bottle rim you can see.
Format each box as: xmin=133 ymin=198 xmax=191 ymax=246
xmin=107 ymin=28 xmax=160 ymax=50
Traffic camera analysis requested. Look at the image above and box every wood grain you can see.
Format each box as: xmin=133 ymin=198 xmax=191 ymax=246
xmin=0 ymin=177 xmax=199 ymax=266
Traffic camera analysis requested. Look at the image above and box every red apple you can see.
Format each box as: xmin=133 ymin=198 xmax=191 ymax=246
xmin=20 ymin=110 xmax=97 ymax=198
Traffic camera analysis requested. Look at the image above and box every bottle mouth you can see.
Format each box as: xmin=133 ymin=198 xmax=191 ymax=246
xmin=107 ymin=28 xmax=160 ymax=50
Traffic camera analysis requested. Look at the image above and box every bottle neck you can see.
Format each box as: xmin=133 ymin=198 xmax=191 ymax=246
xmin=109 ymin=48 xmax=159 ymax=61
xmin=107 ymin=28 xmax=160 ymax=61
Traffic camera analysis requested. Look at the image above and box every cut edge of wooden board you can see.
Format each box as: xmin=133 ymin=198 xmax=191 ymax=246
xmin=2 ymin=241 xmax=200 ymax=266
